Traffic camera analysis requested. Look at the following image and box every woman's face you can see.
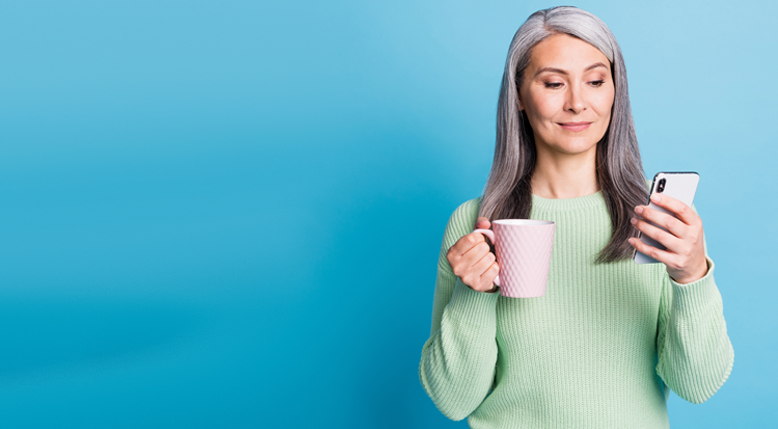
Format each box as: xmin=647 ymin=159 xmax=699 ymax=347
xmin=519 ymin=33 xmax=615 ymax=157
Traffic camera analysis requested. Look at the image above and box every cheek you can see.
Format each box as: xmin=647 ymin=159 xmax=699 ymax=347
xmin=525 ymin=93 xmax=562 ymax=125
xmin=593 ymin=86 xmax=615 ymax=116
xmin=593 ymin=91 xmax=615 ymax=135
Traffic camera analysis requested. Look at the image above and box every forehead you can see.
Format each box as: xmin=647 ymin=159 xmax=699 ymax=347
xmin=527 ymin=33 xmax=611 ymax=72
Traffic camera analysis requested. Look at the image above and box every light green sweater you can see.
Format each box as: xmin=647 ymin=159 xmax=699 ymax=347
xmin=419 ymin=192 xmax=734 ymax=428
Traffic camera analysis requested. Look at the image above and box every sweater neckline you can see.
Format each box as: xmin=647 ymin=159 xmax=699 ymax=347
xmin=531 ymin=190 xmax=605 ymax=212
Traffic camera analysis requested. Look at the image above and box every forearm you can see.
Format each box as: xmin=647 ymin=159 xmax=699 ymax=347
xmin=656 ymin=257 xmax=734 ymax=404
xmin=419 ymin=274 xmax=499 ymax=420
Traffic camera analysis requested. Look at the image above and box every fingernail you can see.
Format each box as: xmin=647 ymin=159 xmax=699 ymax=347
xmin=630 ymin=217 xmax=637 ymax=225
xmin=634 ymin=206 xmax=643 ymax=214
xmin=651 ymin=194 xmax=661 ymax=202
xmin=628 ymin=238 xmax=634 ymax=244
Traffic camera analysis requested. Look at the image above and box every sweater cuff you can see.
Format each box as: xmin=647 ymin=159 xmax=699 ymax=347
xmin=669 ymin=256 xmax=719 ymax=315
xmin=446 ymin=277 xmax=500 ymax=328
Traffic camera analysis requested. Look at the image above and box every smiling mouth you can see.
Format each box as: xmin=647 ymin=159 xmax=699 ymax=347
xmin=558 ymin=122 xmax=592 ymax=132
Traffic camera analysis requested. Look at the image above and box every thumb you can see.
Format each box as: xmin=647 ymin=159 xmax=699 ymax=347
xmin=475 ymin=217 xmax=491 ymax=230
xmin=475 ymin=217 xmax=495 ymax=253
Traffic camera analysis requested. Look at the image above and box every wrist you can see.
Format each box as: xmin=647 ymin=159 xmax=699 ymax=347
xmin=483 ymin=284 xmax=499 ymax=294
xmin=672 ymin=259 xmax=709 ymax=285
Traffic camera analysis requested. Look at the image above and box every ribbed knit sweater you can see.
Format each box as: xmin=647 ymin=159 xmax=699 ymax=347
xmin=419 ymin=191 xmax=734 ymax=428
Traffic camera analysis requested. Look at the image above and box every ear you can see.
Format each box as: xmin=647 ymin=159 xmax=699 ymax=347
xmin=516 ymin=85 xmax=525 ymax=111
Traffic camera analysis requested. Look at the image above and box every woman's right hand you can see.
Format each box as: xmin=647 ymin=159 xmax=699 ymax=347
xmin=446 ymin=217 xmax=500 ymax=293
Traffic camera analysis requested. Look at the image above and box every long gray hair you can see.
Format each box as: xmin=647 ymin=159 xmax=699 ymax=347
xmin=478 ymin=6 xmax=647 ymax=263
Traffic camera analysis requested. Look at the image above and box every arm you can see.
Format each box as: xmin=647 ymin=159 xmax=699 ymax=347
xmin=630 ymin=196 xmax=734 ymax=403
xmin=655 ymin=252 xmax=734 ymax=404
xmin=419 ymin=199 xmax=499 ymax=420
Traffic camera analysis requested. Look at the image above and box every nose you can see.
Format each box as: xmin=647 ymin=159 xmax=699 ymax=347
xmin=564 ymin=83 xmax=586 ymax=114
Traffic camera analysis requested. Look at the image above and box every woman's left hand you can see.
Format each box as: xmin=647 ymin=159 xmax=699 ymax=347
xmin=628 ymin=193 xmax=708 ymax=284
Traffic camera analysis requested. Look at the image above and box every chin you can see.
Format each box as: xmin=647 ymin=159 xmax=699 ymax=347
xmin=550 ymin=140 xmax=598 ymax=155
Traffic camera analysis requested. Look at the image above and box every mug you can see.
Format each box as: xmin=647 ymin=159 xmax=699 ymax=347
xmin=474 ymin=219 xmax=555 ymax=298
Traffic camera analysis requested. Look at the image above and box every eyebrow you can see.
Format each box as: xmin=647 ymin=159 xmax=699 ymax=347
xmin=533 ymin=62 xmax=609 ymax=78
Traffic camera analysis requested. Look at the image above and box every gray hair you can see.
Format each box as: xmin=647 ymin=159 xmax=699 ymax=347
xmin=478 ymin=6 xmax=647 ymax=263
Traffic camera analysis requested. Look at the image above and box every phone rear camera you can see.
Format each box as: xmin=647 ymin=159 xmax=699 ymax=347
xmin=657 ymin=178 xmax=666 ymax=193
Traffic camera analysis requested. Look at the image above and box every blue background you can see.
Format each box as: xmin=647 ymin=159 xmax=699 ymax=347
xmin=1 ymin=0 xmax=775 ymax=427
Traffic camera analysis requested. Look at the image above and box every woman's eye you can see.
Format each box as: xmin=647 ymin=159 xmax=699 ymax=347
xmin=590 ymin=80 xmax=605 ymax=87
xmin=544 ymin=82 xmax=563 ymax=89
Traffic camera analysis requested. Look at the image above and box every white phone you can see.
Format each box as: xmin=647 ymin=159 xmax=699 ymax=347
xmin=633 ymin=172 xmax=700 ymax=264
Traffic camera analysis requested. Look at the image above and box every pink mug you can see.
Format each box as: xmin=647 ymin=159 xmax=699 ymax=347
xmin=474 ymin=219 xmax=555 ymax=298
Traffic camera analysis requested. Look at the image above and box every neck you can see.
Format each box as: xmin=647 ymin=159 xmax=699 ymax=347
xmin=531 ymin=145 xmax=599 ymax=199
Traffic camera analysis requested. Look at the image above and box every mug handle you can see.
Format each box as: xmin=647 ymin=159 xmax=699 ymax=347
xmin=473 ymin=228 xmax=499 ymax=287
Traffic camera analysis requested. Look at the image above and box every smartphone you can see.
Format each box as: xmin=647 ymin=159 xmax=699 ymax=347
xmin=633 ymin=172 xmax=700 ymax=264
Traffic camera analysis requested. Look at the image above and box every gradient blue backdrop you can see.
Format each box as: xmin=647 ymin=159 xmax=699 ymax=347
xmin=0 ymin=0 xmax=775 ymax=427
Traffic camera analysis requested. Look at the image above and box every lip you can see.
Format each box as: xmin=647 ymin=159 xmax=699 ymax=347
xmin=558 ymin=122 xmax=592 ymax=132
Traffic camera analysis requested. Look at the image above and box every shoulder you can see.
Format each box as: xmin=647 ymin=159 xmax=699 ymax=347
xmin=442 ymin=197 xmax=482 ymax=250
xmin=449 ymin=197 xmax=482 ymax=223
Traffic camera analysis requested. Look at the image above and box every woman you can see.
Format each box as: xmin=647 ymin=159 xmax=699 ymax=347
xmin=419 ymin=6 xmax=733 ymax=428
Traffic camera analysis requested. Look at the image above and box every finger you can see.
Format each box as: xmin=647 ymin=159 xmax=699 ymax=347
xmin=456 ymin=241 xmax=493 ymax=287
xmin=474 ymin=217 xmax=494 ymax=249
xmin=649 ymin=193 xmax=698 ymax=225
xmin=628 ymin=236 xmax=674 ymax=265
xmin=479 ymin=261 xmax=499 ymax=285
xmin=632 ymin=218 xmax=682 ymax=252
xmin=449 ymin=231 xmax=486 ymax=257
xmin=471 ymin=249 xmax=496 ymax=276
xmin=472 ymin=218 xmax=496 ymax=254
xmin=459 ymin=240 xmax=492 ymax=269
xmin=635 ymin=205 xmax=687 ymax=238
xmin=475 ymin=217 xmax=492 ymax=230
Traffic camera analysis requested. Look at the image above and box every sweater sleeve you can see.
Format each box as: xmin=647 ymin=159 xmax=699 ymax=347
xmin=655 ymin=224 xmax=735 ymax=404
xmin=419 ymin=199 xmax=500 ymax=421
